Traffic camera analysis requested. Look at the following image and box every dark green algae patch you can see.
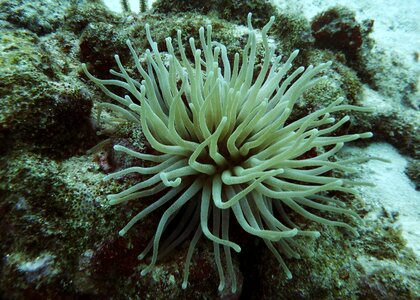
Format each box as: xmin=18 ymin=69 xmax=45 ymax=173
xmin=0 ymin=0 xmax=418 ymax=299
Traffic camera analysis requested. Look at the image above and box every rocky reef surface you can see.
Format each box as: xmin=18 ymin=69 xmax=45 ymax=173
xmin=0 ymin=0 xmax=418 ymax=299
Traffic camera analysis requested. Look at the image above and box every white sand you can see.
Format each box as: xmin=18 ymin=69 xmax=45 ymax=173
xmin=273 ymin=0 xmax=420 ymax=58
xmin=344 ymin=143 xmax=420 ymax=256
xmin=273 ymin=0 xmax=420 ymax=107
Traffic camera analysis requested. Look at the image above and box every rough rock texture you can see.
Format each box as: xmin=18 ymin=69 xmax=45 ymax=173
xmin=0 ymin=0 xmax=418 ymax=299
xmin=311 ymin=6 xmax=373 ymax=60
xmin=0 ymin=1 xmax=97 ymax=158
xmin=0 ymin=0 xmax=70 ymax=35
xmin=153 ymin=0 xmax=276 ymax=27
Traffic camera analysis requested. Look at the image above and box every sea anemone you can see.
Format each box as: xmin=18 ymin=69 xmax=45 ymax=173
xmin=82 ymin=13 xmax=373 ymax=293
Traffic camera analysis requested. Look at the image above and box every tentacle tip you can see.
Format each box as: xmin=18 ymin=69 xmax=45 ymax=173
xmin=274 ymin=168 xmax=285 ymax=175
xmin=181 ymin=282 xmax=188 ymax=289
xmin=233 ymin=245 xmax=242 ymax=253
xmin=362 ymin=132 xmax=374 ymax=138
xmin=108 ymin=200 xmax=120 ymax=206
xmin=290 ymin=228 xmax=299 ymax=235
xmin=118 ymin=230 xmax=126 ymax=236
xmin=129 ymin=103 xmax=140 ymax=111
xmin=170 ymin=178 xmax=182 ymax=187
xmin=335 ymin=179 xmax=344 ymax=186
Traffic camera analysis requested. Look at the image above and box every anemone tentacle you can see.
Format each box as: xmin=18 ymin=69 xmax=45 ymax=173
xmin=83 ymin=13 xmax=374 ymax=293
